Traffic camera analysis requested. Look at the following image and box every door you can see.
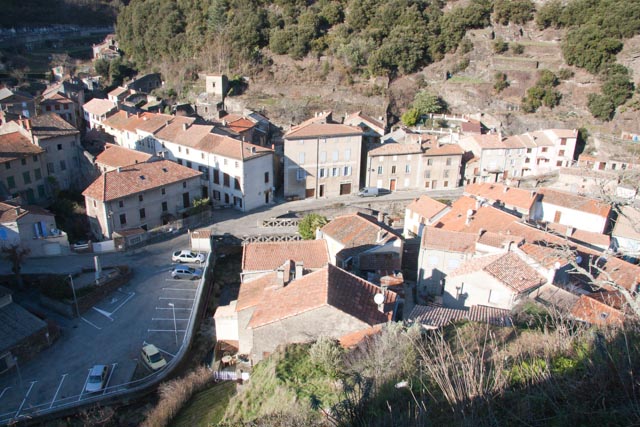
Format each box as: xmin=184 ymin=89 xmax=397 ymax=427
xmin=305 ymin=188 xmax=315 ymax=198
xmin=182 ymin=192 xmax=190 ymax=208
xmin=265 ymin=191 xmax=269 ymax=204
xmin=201 ymin=186 xmax=208 ymax=199
xmin=319 ymin=184 xmax=325 ymax=197
xmin=553 ymin=211 xmax=562 ymax=223
xmin=389 ymin=179 xmax=396 ymax=191
xmin=339 ymin=183 xmax=351 ymax=195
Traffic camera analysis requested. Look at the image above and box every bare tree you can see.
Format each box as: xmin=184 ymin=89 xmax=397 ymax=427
xmin=1 ymin=244 xmax=30 ymax=289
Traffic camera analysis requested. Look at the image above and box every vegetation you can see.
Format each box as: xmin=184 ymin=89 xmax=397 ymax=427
xmin=492 ymin=38 xmax=508 ymax=54
xmin=587 ymin=65 xmax=635 ymax=121
xmin=1 ymin=244 xmax=30 ymax=289
xmin=521 ymin=69 xmax=561 ymax=113
xmin=169 ymin=381 xmax=236 ymax=427
xmin=298 ymin=213 xmax=328 ymax=240
xmin=493 ymin=72 xmax=509 ymax=93
xmin=492 ymin=0 xmax=535 ymax=25
xmin=220 ymin=308 xmax=640 ymax=426
xmin=0 ymin=0 xmax=120 ymax=27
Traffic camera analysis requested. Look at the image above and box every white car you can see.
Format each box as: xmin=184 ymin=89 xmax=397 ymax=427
xmin=141 ymin=344 xmax=167 ymax=371
xmin=172 ymin=250 xmax=205 ymax=264
xmin=171 ymin=266 xmax=203 ymax=280
xmin=85 ymin=364 xmax=108 ymax=393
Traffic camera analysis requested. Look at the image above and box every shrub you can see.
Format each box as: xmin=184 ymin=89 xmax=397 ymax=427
xmin=557 ymin=68 xmax=574 ymax=80
xmin=493 ymin=0 xmax=535 ymax=25
xmin=493 ymin=38 xmax=508 ymax=53
xmin=494 ymin=72 xmax=509 ymax=92
xmin=458 ymin=37 xmax=473 ymax=54
xmin=298 ymin=213 xmax=328 ymax=239
xmin=535 ymin=0 xmax=563 ymax=29
xmin=521 ymin=69 xmax=561 ymax=112
xmin=412 ymin=89 xmax=446 ymax=115
xmin=588 ymin=93 xmax=615 ymax=120
xmin=511 ymin=43 xmax=524 ymax=54
xmin=401 ymin=108 xmax=420 ymax=126
xmin=562 ymin=24 xmax=623 ymax=74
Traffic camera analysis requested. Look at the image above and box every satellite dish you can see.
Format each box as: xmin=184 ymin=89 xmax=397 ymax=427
xmin=554 ymin=261 xmax=561 ymax=270
xmin=374 ymin=293 xmax=385 ymax=305
xmin=576 ymin=256 xmax=583 ymax=264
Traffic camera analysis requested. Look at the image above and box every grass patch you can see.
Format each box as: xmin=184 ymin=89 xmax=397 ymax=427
xmin=169 ymin=381 xmax=236 ymax=427
xmin=447 ymin=76 xmax=486 ymax=84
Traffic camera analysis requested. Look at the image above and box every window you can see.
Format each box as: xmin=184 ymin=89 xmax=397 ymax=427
xmin=4 ymin=163 xmax=9 ymax=170
xmin=161 ymin=188 xmax=166 ymax=195
xmin=444 ymin=181 xmax=449 ymax=187
xmin=377 ymin=166 xmax=383 ymax=174
xmin=7 ymin=176 xmax=15 ymax=189
xmin=612 ymin=163 xmax=617 ymax=170
xmin=527 ymin=148 xmax=532 ymax=153
xmin=186 ymin=149 xmax=190 ymax=155
xmin=45 ymin=105 xmax=52 ymax=111
xmin=444 ymin=170 xmax=449 ymax=178
xmin=223 ymin=173 xmax=230 ymax=187
xmin=264 ymin=172 xmax=269 ymax=183
xmin=234 ymin=177 xmax=241 ymax=190
xmin=331 ymin=167 xmax=339 ymax=177
xmin=212 ymin=190 xmax=221 ymax=201
xmin=201 ymin=153 xmax=205 ymax=160
xmin=224 ymin=159 xmax=228 ymax=165
xmin=60 ymin=160 xmax=66 ymax=171
xmin=186 ymin=161 xmax=192 ymax=168
xmin=38 ymin=185 xmax=45 ymax=198
xmin=427 ymin=158 xmax=433 ymax=166
xmin=162 ymin=201 xmax=168 ymax=212
xmin=296 ymin=168 xmax=306 ymax=181
xmin=57 ymin=144 xmax=62 ymax=151
xmin=391 ymin=165 xmax=396 ymax=174
xmin=424 ymin=170 xmax=431 ymax=179
xmin=177 ymin=159 xmax=183 ymax=165
xmin=235 ymin=161 xmax=239 ymax=168
xmin=559 ymin=150 xmax=565 ymax=156
xmin=178 ymin=147 xmax=182 ymax=153
xmin=542 ymin=147 xmax=548 ymax=152
xmin=405 ymin=164 xmax=410 ymax=173
xmin=139 ymin=208 xmax=146 ymax=219
xmin=343 ymin=166 xmax=352 ymax=176
xmin=213 ymin=169 xmax=220 ymax=184
xmin=33 ymin=167 xmax=42 ymax=180
xmin=345 ymin=149 xmax=351 ymax=161
xmin=332 ymin=151 xmax=339 ymax=161
xmin=22 ymin=171 xmax=31 ymax=184
xmin=556 ymin=161 xmax=562 ymax=167
xmin=183 ymin=182 xmax=187 ymax=188
xmin=425 ymin=181 xmax=430 ymax=188
xmin=320 ymin=151 xmax=327 ymax=163
xmin=138 ymin=194 xmax=144 ymax=202
xmin=47 ymin=162 xmax=54 ymax=174
xmin=21 ymin=158 xmax=26 ymax=166
xmin=560 ymin=138 xmax=567 ymax=146
xmin=55 ymin=104 xmax=60 ymax=111
xmin=119 ymin=200 xmax=124 ymax=208
xmin=446 ymin=157 xmax=452 ymax=166
xmin=119 ymin=213 xmax=127 ymax=225
xmin=298 ymin=153 xmax=305 ymax=164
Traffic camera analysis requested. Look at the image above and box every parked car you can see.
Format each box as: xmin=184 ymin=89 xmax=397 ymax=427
xmin=358 ymin=187 xmax=391 ymax=197
xmin=141 ymin=344 xmax=167 ymax=371
xmin=85 ymin=364 xmax=109 ymax=393
xmin=171 ymin=266 xmax=203 ymax=280
xmin=172 ymin=250 xmax=206 ymax=264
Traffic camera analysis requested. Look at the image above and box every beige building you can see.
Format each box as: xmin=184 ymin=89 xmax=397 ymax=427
xmin=0 ymin=131 xmax=48 ymax=204
xmin=284 ymin=112 xmax=364 ymax=199
xmin=0 ymin=202 xmax=69 ymax=256
xmin=83 ymin=160 xmax=202 ymax=239
xmin=94 ymin=143 xmax=154 ymax=173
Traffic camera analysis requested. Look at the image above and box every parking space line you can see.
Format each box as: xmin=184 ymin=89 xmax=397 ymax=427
xmin=0 ymin=387 xmax=10 ymax=401
xmin=154 ymin=346 xmax=176 ymax=358
xmin=111 ymin=292 xmax=135 ymax=315
xmin=155 ymin=307 xmax=191 ymax=311
xmin=49 ymin=374 xmax=67 ymax=409
xmin=14 ymin=381 xmax=36 ymax=419
xmin=92 ymin=307 xmax=114 ymax=321
xmin=79 ymin=369 xmax=90 ymax=401
xmin=152 ymin=317 xmax=190 ymax=321
xmin=147 ymin=329 xmax=187 ymax=333
xmin=80 ymin=316 xmax=102 ymax=330
xmin=162 ymin=288 xmax=197 ymax=291
xmin=103 ymin=363 xmax=117 ymax=395
xmin=159 ymin=297 xmax=194 ymax=301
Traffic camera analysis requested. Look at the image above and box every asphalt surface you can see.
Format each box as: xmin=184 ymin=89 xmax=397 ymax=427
xmin=0 ymin=187 xmax=462 ymax=423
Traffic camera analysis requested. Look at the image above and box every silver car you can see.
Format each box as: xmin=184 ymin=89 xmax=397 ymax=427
xmin=172 ymin=250 xmax=206 ymax=264
xmin=85 ymin=364 xmax=108 ymax=393
xmin=171 ymin=266 xmax=203 ymax=280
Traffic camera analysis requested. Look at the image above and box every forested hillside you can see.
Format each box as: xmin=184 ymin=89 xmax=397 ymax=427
xmin=0 ymin=0 xmax=122 ymax=27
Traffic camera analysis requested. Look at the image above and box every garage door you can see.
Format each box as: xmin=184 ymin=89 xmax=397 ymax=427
xmin=340 ymin=183 xmax=351 ymax=195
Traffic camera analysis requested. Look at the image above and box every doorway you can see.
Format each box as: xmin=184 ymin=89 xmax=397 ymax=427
xmin=389 ymin=179 xmax=396 ymax=191
xmin=319 ymin=184 xmax=325 ymax=197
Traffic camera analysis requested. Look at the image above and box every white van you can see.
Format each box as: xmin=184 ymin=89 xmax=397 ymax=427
xmin=358 ymin=187 xmax=392 ymax=197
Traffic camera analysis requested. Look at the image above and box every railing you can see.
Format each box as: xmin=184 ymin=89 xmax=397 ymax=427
xmin=260 ymin=218 xmax=300 ymax=227
xmin=242 ymin=234 xmax=302 ymax=244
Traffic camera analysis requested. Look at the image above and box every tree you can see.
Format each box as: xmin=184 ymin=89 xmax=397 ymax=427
xmin=601 ymin=65 xmax=634 ymax=107
xmin=535 ymin=0 xmax=563 ymax=29
xmin=401 ymin=108 xmax=420 ymax=126
xmin=94 ymin=58 xmax=110 ymax=80
xmin=1 ymin=244 xmax=30 ymax=289
xmin=412 ymin=90 xmax=446 ymax=115
xmin=492 ymin=38 xmax=508 ymax=53
xmin=298 ymin=213 xmax=328 ymax=240
xmin=562 ymin=24 xmax=623 ymax=74
xmin=587 ymin=93 xmax=615 ymax=121
xmin=493 ymin=0 xmax=534 ymax=25
xmin=493 ymin=72 xmax=509 ymax=93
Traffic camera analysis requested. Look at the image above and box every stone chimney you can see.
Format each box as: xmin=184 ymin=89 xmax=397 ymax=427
xmin=377 ymin=211 xmax=384 ymax=223
xmin=503 ymin=185 xmax=509 ymax=193
xmin=478 ymin=228 xmax=485 ymax=237
xmin=182 ymin=123 xmax=189 ymax=131
xmin=465 ymin=209 xmax=474 ymax=226
xmin=377 ymin=229 xmax=386 ymax=242
xmin=116 ymin=167 xmax=121 ymax=173
xmin=295 ymin=261 xmax=304 ymax=280
xmin=14 ymin=207 xmax=20 ymax=216
xmin=275 ymin=265 xmax=285 ymax=288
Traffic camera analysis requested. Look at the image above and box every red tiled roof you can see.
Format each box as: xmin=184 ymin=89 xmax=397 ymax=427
xmin=82 ymin=159 xmax=201 ymax=201
xmin=0 ymin=202 xmax=53 ymax=223
xmin=344 ymin=111 xmax=385 ymax=132
xmin=464 ymin=182 xmax=537 ymax=211
xmin=246 ymin=264 xmax=396 ymax=328
xmin=408 ymin=304 xmax=512 ymax=327
xmin=421 ymin=227 xmax=476 ymax=253
xmin=321 ymin=212 xmax=402 ymax=248
xmin=241 ymin=240 xmax=330 ymax=272
xmin=285 ymin=122 xmax=363 ymax=139
xmin=30 ymin=113 xmax=79 ymax=139
xmin=155 ymin=122 xmax=214 ymax=146
xmin=571 ymin=294 xmax=624 ymax=326
xmin=193 ymin=133 xmax=272 ymax=160
xmin=406 ymin=196 xmax=448 ymax=221
xmin=95 ymin=143 xmax=153 ymax=169
xmin=0 ymin=131 xmax=44 ymax=163
xmin=368 ymin=142 xmax=423 ymax=156
xmin=468 ymin=305 xmax=513 ymax=326
xmin=108 ymin=86 xmax=129 ymax=97
xmin=435 ymin=196 xmax=520 ymax=233
xmin=83 ymin=98 xmax=116 ymax=116
xmin=449 ymin=252 xmax=546 ymax=294
xmin=423 ymin=143 xmax=465 ymax=156
xmin=538 ymin=188 xmax=611 ymax=217
xmin=477 ymin=230 xmax=523 ymax=248
xmin=547 ymin=128 xmax=578 ymax=139
xmin=339 ymin=324 xmax=383 ymax=348
xmin=460 ymin=120 xmax=481 ymax=134
xmin=226 ymin=117 xmax=256 ymax=134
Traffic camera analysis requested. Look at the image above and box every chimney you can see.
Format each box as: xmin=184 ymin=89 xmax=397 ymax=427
xmin=475 ymin=198 xmax=481 ymax=209
xmin=14 ymin=207 xmax=20 ymax=216
xmin=182 ymin=123 xmax=188 ymax=131
xmin=503 ymin=185 xmax=509 ymax=193
xmin=465 ymin=209 xmax=474 ymax=225
xmin=295 ymin=261 xmax=304 ymax=279
xmin=478 ymin=228 xmax=485 ymax=237
xmin=117 ymin=167 xmax=121 ymax=173
xmin=276 ymin=265 xmax=285 ymax=288
xmin=251 ymin=146 xmax=256 ymax=154
xmin=136 ymin=112 xmax=141 ymax=118
xmin=377 ymin=229 xmax=386 ymax=242
xmin=377 ymin=211 xmax=384 ymax=223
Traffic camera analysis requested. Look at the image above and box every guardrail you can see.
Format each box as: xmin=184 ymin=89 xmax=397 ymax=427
xmin=0 ymin=252 xmax=213 ymax=425
xmin=260 ymin=218 xmax=301 ymax=227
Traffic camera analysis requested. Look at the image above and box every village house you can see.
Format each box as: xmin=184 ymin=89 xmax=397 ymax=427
xmin=101 ymin=111 xmax=192 ymax=149
xmin=232 ymin=261 xmax=397 ymax=363
xmin=39 ymin=93 xmax=78 ymax=128
xmin=444 ymin=252 xmax=547 ymax=310
xmin=343 ymin=111 xmax=386 ymax=144
xmin=407 ymin=303 xmax=512 ymax=329
xmin=533 ymin=188 xmax=612 ymax=234
xmin=0 ymin=130 xmax=47 ymax=204
xmin=577 ymin=153 xmax=640 ymax=173
xmin=41 ymin=80 xmax=86 ymax=130
xmin=0 ymin=88 xmax=36 ymax=123
xmin=107 ymin=86 xmax=131 ymax=109
xmin=125 ymin=73 xmax=162 ymax=94
xmin=317 ymin=212 xmax=403 ymax=274
xmin=82 ymin=160 xmax=202 ymax=239
xmin=92 ymin=34 xmax=120 ymax=60
xmin=94 ymin=143 xmax=154 ymax=173
xmin=554 ymin=167 xmax=619 ymax=197
xmin=459 ymin=133 xmax=526 ymax=184
xmin=433 ymin=195 xmax=521 ymax=234
xmin=283 ymin=112 xmax=364 ymax=199
xmin=463 ymin=182 xmax=539 ymax=219
xmin=240 ymin=240 xmax=330 ymax=282
xmin=82 ymin=98 xmax=117 ymax=131
xmin=612 ymin=205 xmax=640 ymax=259
xmin=403 ymin=195 xmax=450 ymax=238
xmin=219 ymin=113 xmax=267 ymax=146
xmin=505 ymin=129 xmax=578 ymax=177
xmin=0 ymin=202 xmax=69 ymax=256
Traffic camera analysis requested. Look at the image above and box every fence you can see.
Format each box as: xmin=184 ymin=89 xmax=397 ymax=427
xmin=260 ymin=218 xmax=301 ymax=227
xmin=242 ymin=234 xmax=302 ymax=244
xmin=213 ymin=371 xmax=237 ymax=381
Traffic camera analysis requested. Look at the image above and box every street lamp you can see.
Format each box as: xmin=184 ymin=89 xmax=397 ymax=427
xmin=168 ymin=302 xmax=177 ymax=346
xmin=68 ymin=274 xmax=79 ymax=318
xmin=13 ymin=356 xmax=22 ymax=389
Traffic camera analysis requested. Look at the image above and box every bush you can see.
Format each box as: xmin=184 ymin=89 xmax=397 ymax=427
xmin=298 ymin=213 xmax=328 ymax=239
xmin=401 ymin=108 xmax=420 ymax=126
xmin=535 ymin=0 xmax=564 ymax=29
xmin=511 ymin=43 xmax=524 ymax=54
xmin=412 ymin=89 xmax=446 ymax=115
xmin=521 ymin=69 xmax=561 ymax=112
xmin=458 ymin=37 xmax=473 ymax=54
xmin=588 ymin=93 xmax=615 ymax=120
xmin=562 ymin=24 xmax=623 ymax=74
xmin=601 ymin=64 xmax=634 ymax=106
xmin=493 ymin=0 xmax=535 ymax=25
xmin=557 ymin=68 xmax=574 ymax=80
xmin=493 ymin=38 xmax=508 ymax=53
xmin=494 ymin=72 xmax=509 ymax=92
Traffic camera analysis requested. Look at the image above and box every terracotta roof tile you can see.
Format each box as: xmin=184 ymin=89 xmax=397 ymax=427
xmin=155 ymin=122 xmax=213 ymax=146
xmin=435 ymin=196 xmax=520 ymax=233
xmin=30 ymin=113 xmax=79 ymax=139
xmin=285 ymin=122 xmax=363 ymax=139
xmin=344 ymin=111 xmax=385 ymax=133
xmin=0 ymin=202 xmax=53 ymax=223
xmin=408 ymin=304 xmax=512 ymax=327
xmin=531 ymin=283 xmax=580 ymax=310
xmin=464 ymin=182 xmax=537 ymax=211
xmin=538 ymin=188 xmax=611 ymax=217
xmin=191 ymin=133 xmax=272 ymax=160
xmin=612 ymin=206 xmax=640 ymax=241
xmin=0 ymin=131 xmax=44 ymax=163
xmin=321 ymin=212 xmax=402 ymax=249
xmin=406 ymin=196 xmax=448 ymax=221
xmin=82 ymin=159 xmax=201 ymax=201
xmin=108 ymin=86 xmax=129 ymax=97
xmin=421 ymin=227 xmax=477 ymax=253
xmin=368 ymin=142 xmax=423 ymax=156
xmin=246 ymin=264 xmax=396 ymax=328
xmin=339 ymin=324 xmax=383 ymax=348
xmin=571 ymin=294 xmax=624 ymax=326
xmin=423 ymin=143 xmax=465 ymax=156
xmin=241 ymin=240 xmax=329 ymax=272
xmin=95 ymin=143 xmax=153 ymax=169
xmin=460 ymin=120 xmax=481 ymax=134
xmin=477 ymin=230 xmax=523 ymax=248
xmin=468 ymin=305 xmax=513 ymax=326
xmin=82 ymin=98 xmax=116 ymax=116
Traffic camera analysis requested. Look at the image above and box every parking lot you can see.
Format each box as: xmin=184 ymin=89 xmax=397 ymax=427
xmin=0 ymin=236 xmax=207 ymax=424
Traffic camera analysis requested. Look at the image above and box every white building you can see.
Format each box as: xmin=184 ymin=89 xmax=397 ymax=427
xmin=533 ymin=188 xmax=612 ymax=234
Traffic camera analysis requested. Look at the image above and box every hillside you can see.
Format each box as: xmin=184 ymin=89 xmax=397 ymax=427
xmin=0 ymin=0 xmax=121 ymax=28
